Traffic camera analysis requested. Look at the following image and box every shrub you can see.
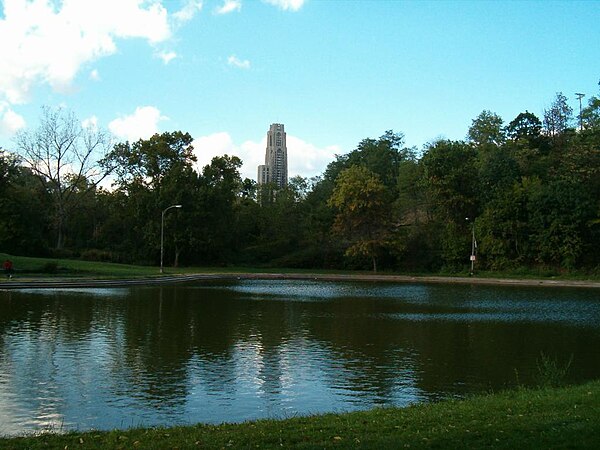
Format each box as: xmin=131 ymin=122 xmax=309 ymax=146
xmin=534 ymin=352 xmax=573 ymax=388
xmin=40 ymin=261 xmax=59 ymax=274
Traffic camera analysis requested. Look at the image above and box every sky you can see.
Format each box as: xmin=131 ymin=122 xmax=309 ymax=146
xmin=1 ymin=0 xmax=599 ymax=181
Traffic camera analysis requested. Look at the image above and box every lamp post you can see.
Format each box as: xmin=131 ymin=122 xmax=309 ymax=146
xmin=465 ymin=217 xmax=476 ymax=276
xmin=160 ymin=204 xmax=182 ymax=274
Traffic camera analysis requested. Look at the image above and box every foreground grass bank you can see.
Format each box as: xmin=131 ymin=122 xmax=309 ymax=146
xmin=2 ymin=381 xmax=599 ymax=449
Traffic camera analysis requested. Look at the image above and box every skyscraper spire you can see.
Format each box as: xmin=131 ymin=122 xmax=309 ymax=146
xmin=257 ymin=123 xmax=288 ymax=189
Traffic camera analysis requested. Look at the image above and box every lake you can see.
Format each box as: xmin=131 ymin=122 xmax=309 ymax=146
xmin=1 ymin=279 xmax=599 ymax=436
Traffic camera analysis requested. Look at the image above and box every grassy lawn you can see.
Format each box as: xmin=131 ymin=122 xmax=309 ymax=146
xmin=2 ymin=252 xmax=600 ymax=282
xmin=0 ymin=253 xmax=390 ymax=280
xmin=1 ymin=380 xmax=599 ymax=449
xmin=1 ymin=253 xmax=164 ymax=278
xmin=0 ymin=253 xmax=267 ymax=279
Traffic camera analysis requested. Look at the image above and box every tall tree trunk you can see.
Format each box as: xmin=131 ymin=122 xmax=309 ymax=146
xmin=174 ymin=246 xmax=180 ymax=268
xmin=56 ymin=212 xmax=65 ymax=249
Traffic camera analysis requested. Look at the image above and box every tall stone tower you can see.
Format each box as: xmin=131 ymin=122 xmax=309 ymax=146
xmin=257 ymin=123 xmax=288 ymax=189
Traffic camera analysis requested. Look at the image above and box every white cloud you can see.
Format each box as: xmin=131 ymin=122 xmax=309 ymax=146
xmin=192 ymin=131 xmax=337 ymax=180
xmin=158 ymin=51 xmax=178 ymax=64
xmin=89 ymin=69 xmax=100 ymax=81
xmin=0 ymin=0 xmax=171 ymax=105
xmin=192 ymin=132 xmax=249 ymax=175
xmin=227 ymin=55 xmax=251 ymax=70
xmin=173 ymin=0 xmax=203 ymax=23
xmin=214 ymin=0 xmax=241 ymax=15
xmin=0 ymin=103 xmax=26 ymax=136
xmin=262 ymin=0 xmax=305 ymax=12
xmin=109 ymin=106 xmax=167 ymax=142
xmin=287 ymin=135 xmax=339 ymax=178
xmin=82 ymin=115 xmax=98 ymax=130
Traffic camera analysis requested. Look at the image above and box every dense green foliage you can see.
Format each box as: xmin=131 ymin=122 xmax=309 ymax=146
xmin=2 ymin=380 xmax=599 ymax=448
xmin=2 ymin=89 xmax=599 ymax=273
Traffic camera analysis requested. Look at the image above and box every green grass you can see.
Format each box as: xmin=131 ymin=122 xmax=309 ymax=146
xmin=1 ymin=380 xmax=599 ymax=449
xmin=0 ymin=253 xmax=389 ymax=280
xmin=0 ymin=253 xmax=285 ymax=278
xmin=0 ymin=253 xmax=164 ymax=278
xmin=471 ymin=268 xmax=600 ymax=281
xmin=2 ymin=252 xmax=600 ymax=282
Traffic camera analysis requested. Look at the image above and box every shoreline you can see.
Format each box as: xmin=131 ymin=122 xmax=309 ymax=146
xmin=2 ymin=380 xmax=600 ymax=447
xmin=1 ymin=272 xmax=600 ymax=289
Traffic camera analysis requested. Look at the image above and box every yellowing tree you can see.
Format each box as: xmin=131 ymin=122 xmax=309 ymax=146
xmin=328 ymin=165 xmax=389 ymax=272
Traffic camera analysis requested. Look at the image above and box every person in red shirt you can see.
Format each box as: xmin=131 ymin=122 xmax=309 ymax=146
xmin=3 ymin=259 xmax=13 ymax=278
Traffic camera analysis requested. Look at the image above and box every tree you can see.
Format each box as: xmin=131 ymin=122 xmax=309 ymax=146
xmin=395 ymin=150 xmax=423 ymax=225
xmin=196 ymin=155 xmax=243 ymax=264
xmin=543 ymin=92 xmax=573 ymax=138
xmin=477 ymin=179 xmax=532 ymax=269
xmin=15 ymin=107 xmax=112 ymax=249
xmin=528 ymin=179 xmax=595 ymax=268
xmin=581 ymin=95 xmax=600 ymax=131
xmin=420 ymin=140 xmax=480 ymax=270
xmin=506 ymin=111 xmax=542 ymax=142
xmin=0 ymin=150 xmax=50 ymax=254
xmin=0 ymin=148 xmax=19 ymax=186
xmin=103 ymin=131 xmax=197 ymax=264
xmin=477 ymin=146 xmax=520 ymax=203
xmin=347 ymin=130 xmax=406 ymax=190
xmin=328 ymin=165 xmax=390 ymax=272
xmin=322 ymin=130 xmax=406 ymax=193
xmin=239 ymin=178 xmax=257 ymax=200
xmin=107 ymin=131 xmax=196 ymax=190
xmin=467 ymin=110 xmax=505 ymax=147
xmin=421 ymin=140 xmax=479 ymax=224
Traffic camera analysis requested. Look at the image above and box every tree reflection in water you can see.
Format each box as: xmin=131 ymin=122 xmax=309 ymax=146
xmin=0 ymin=280 xmax=599 ymax=436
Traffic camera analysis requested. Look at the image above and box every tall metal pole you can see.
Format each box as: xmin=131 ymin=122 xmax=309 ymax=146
xmin=575 ymin=93 xmax=585 ymax=131
xmin=160 ymin=204 xmax=182 ymax=274
xmin=466 ymin=217 xmax=476 ymax=276
xmin=470 ymin=221 xmax=475 ymax=275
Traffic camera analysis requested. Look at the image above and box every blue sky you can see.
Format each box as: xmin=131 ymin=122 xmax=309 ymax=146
xmin=1 ymin=0 xmax=599 ymax=180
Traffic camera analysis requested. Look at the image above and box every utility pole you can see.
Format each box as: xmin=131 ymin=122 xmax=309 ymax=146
xmin=575 ymin=93 xmax=585 ymax=131
xmin=465 ymin=217 xmax=476 ymax=276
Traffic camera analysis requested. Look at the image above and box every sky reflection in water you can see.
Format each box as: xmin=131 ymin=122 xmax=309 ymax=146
xmin=0 ymin=280 xmax=599 ymax=436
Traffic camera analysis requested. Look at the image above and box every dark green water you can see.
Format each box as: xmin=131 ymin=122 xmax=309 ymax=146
xmin=1 ymin=280 xmax=599 ymax=436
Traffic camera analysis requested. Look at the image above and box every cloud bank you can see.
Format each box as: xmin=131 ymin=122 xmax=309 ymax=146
xmin=0 ymin=103 xmax=26 ymax=136
xmin=0 ymin=0 xmax=171 ymax=107
xmin=0 ymin=0 xmax=306 ymax=139
xmin=262 ymin=0 xmax=306 ymax=12
xmin=192 ymin=132 xmax=338 ymax=180
xmin=173 ymin=0 xmax=203 ymax=23
xmin=109 ymin=106 xmax=167 ymax=142
xmin=214 ymin=0 xmax=241 ymax=15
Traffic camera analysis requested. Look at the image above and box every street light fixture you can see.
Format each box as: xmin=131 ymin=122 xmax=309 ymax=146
xmin=160 ymin=204 xmax=182 ymax=274
xmin=465 ymin=217 xmax=476 ymax=276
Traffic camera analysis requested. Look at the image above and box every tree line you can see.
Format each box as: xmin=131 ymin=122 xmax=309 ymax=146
xmin=1 ymin=89 xmax=599 ymax=273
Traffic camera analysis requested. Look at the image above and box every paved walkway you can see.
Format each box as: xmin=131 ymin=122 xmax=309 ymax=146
xmin=1 ymin=272 xmax=599 ymax=289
